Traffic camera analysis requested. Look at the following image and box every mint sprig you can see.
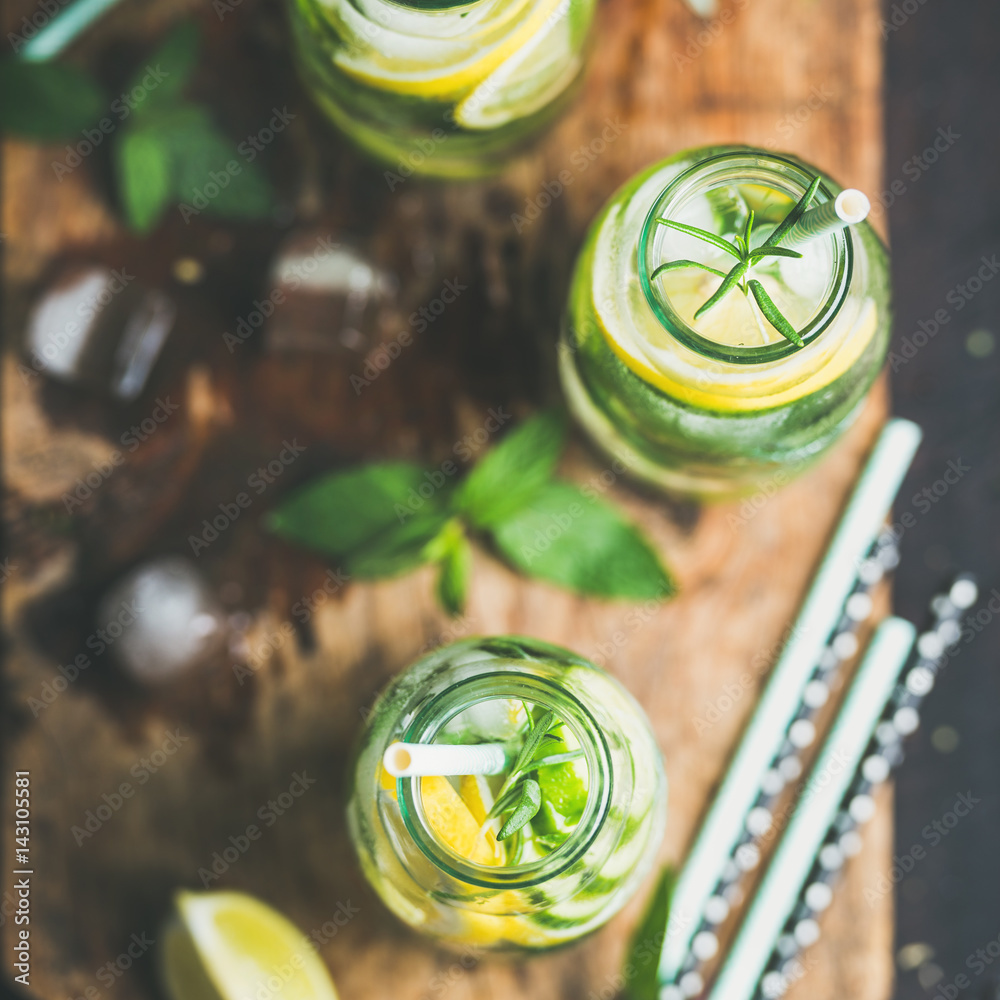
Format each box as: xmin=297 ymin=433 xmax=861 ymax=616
xmin=267 ymin=411 xmax=676 ymax=616
xmin=112 ymin=23 xmax=272 ymax=231
xmin=651 ymin=174 xmax=823 ymax=347
xmin=0 ymin=60 xmax=105 ymax=140
xmin=0 ymin=21 xmax=272 ymax=232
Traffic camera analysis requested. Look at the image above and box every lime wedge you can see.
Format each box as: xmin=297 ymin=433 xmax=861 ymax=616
xmin=534 ymin=725 xmax=589 ymax=834
xmin=161 ymin=891 xmax=339 ymax=1000
xmin=454 ymin=0 xmax=582 ymax=130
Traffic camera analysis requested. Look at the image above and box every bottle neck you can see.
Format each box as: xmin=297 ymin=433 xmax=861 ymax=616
xmin=397 ymin=672 xmax=612 ymax=889
xmin=638 ymin=150 xmax=854 ymax=366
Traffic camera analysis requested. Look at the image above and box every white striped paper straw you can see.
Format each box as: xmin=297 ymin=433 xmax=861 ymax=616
xmin=383 ymin=742 xmax=507 ymax=777
xmin=750 ymin=574 xmax=976 ymax=999
xmin=709 ymin=616 xmax=917 ymax=1000
xmin=659 ymin=418 xmax=922 ymax=983
xmin=785 ymin=190 xmax=871 ymax=247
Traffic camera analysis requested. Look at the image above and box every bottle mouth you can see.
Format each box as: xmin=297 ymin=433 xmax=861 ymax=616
xmin=389 ymin=0 xmax=481 ymax=8
xmin=380 ymin=0 xmax=490 ymax=13
xmin=638 ymin=150 xmax=854 ymax=366
xmin=397 ymin=672 xmax=612 ymax=889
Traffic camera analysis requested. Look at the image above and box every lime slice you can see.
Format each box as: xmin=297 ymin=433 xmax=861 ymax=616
xmin=442 ymin=698 xmax=528 ymax=741
xmin=162 ymin=891 xmax=339 ymax=1000
xmin=453 ymin=0 xmax=582 ymax=130
xmin=534 ymin=725 xmax=589 ymax=834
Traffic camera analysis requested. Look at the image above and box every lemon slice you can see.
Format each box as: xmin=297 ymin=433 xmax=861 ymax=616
xmin=589 ymin=224 xmax=881 ymax=414
xmin=453 ymin=0 xmax=582 ymax=130
xmin=457 ymin=908 xmax=564 ymax=947
xmin=333 ymin=0 xmax=570 ymax=101
xmin=162 ymin=891 xmax=339 ymax=1000
xmin=379 ymin=763 xmax=398 ymax=796
xmin=599 ymin=299 xmax=879 ymax=413
xmin=458 ymin=773 xmax=496 ymax=824
xmin=422 ymin=774 xmax=502 ymax=865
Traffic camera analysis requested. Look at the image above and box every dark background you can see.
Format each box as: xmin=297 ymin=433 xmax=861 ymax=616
xmin=886 ymin=0 xmax=1000 ymax=995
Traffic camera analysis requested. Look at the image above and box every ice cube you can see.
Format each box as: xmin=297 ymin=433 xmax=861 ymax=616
xmin=99 ymin=557 xmax=225 ymax=683
xmin=778 ymin=239 xmax=833 ymax=303
xmin=704 ymin=184 xmax=749 ymax=241
xmin=441 ymin=699 xmax=527 ymax=742
xmin=263 ymin=232 xmax=397 ymax=354
xmin=24 ymin=263 xmax=175 ymax=399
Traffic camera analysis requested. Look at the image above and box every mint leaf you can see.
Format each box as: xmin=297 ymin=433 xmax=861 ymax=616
xmin=490 ymin=481 xmax=675 ymax=600
xmin=496 ymin=778 xmax=541 ymax=841
xmin=116 ymin=127 xmax=172 ymax=232
xmin=126 ymin=20 xmax=200 ymax=115
xmin=159 ymin=106 xmax=272 ymax=219
xmin=453 ymin=410 xmax=566 ymax=528
xmin=624 ymin=867 xmax=675 ymax=1000
xmin=0 ymin=60 xmax=104 ymax=140
xmin=345 ymin=512 xmax=450 ymax=578
xmin=267 ymin=462 xmax=447 ymax=557
xmin=436 ymin=525 xmax=471 ymax=616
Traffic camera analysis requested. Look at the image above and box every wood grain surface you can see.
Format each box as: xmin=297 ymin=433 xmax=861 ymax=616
xmin=1 ymin=0 xmax=896 ymax=997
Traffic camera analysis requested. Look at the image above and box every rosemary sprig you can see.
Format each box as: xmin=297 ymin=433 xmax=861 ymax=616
xmin=488 ymin=711 xmax=569 ymax=841
xmin=496 ymin=780 xmax=541 ymax=841
xmin=650 ymin=176 xmax=823 ymax=347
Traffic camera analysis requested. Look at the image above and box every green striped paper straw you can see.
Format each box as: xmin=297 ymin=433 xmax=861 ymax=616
xmin=785 ymin=189 xmax=871 ymax=248
xmin=18 ymin=0 xmax=124 ymax=61
xmin=708 ymin=615 xmax=917 ymax=1000
xmin=659 ymin=417 xmax=922 ymax=982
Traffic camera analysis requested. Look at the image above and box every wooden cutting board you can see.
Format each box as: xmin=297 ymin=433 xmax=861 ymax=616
xmin=2 ymin=0 xmax=896 ymax=997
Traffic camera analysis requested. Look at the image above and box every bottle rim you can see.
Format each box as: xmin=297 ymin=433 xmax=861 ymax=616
xmin=637 ymin=149 xmax=855 ymax=366
xmin=377 ymin=0 xmax=492 ymax=13
xmin=397 ymin=670 xmax=613 ymax=889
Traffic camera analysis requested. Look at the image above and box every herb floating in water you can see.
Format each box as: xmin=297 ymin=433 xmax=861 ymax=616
xmin=487 ymin=711 xmax=585 ymax=842
xmin=651 ymin=174 xmax=823 ymax=348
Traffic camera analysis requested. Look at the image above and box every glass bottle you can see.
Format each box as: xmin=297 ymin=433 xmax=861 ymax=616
xmin=559 ymin=146 xmax=891 ymax=499
xmin=288 ymin=0 xmax=597 ymax=178
xmin=346 ymin=635 xmax=666 ymax=950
